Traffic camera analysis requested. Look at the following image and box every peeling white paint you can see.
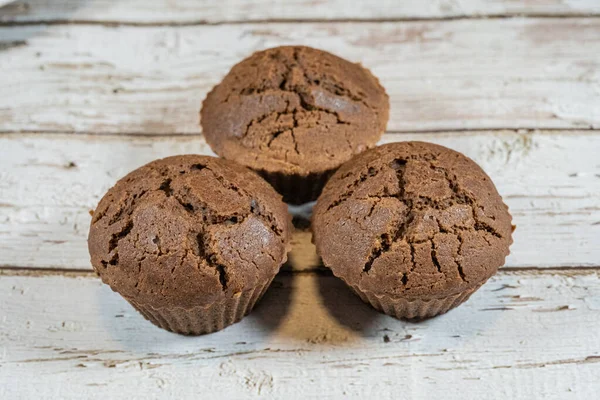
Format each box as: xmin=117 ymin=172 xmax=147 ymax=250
xmin=0 ymin=271 xmax=599 ymax=399
xmin=1 ymin=131 xmax=599 ymax=270
xmin=0 ymin=19 xmax=599 ymax=133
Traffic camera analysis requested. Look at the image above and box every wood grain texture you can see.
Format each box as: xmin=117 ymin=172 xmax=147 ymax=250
xmin=0 ymin=18 xmax=599 ymax=134
xmin=1 ymin=0 xmax=599 ymax=24
xmin=1 ymin=131 xmax=599 ymax=270
xmin=1 ymin=269 xmax=599 ymax=399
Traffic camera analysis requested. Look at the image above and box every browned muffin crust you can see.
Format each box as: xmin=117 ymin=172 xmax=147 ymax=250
xmin=88 ymin=155 xmax=291 ymax=309
xmin=312 ymin=142 xmax=513 ymax=299
xmin=200 ymin=45 xmax=389 ymax=176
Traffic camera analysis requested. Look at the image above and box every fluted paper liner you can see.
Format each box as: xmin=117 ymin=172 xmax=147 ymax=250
xmin=257 ymin=169 xmax=336 ymax=205
xmin=127 ymin=278 xmax=273 ymax=335
xmin=348 ymin=282 xmax=483 ymax=320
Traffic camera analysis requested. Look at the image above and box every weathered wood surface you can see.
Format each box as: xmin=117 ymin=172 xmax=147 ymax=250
xmin=1 ymin=131 xmax=598 ymax=270
xmin=0 ymin=269 xmax=599 ymax=399
xmin=1 ymin=0 xmax=599 ymax=24
xmin=1 ymin=2 xmax=600 ymax=397
xmin=1 ymin=18 xmax=599 ymax=134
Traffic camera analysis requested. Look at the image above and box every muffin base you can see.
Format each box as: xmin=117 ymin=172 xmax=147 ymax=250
xmin=349 ymin=283 xmax=483 ymax=320
xmin=257 ymin=168 xmax=336 ymax=205
xmin=127 ymin=278 xmax=273 ymax=335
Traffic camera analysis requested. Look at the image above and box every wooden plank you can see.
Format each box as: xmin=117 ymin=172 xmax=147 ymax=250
xmin=0 ymin=269 xmax=599 ymax=399
xmin=0 ymin=19 xmax=599 ymax=134
xmin=1 ymin=131 xmax=599 ymax=270
xmin=1 ymin=0 xmax=599 ymax=24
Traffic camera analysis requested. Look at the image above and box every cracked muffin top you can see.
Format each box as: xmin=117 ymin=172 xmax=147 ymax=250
xmin=312 ymin=142 xmax=513 ymax=299
xmin=200 ymin=46 xmax=389 ymax=176
xmin=88 ymin=155 xmax=292 ymax=309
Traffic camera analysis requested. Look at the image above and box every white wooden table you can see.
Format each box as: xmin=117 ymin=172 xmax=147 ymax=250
xmin=1 ymin=1 xmax=600 ymax=398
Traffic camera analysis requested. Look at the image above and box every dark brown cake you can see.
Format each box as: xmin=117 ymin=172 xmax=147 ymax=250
xmin=312 ymin=142 xmax=513 ymax=319
xmin=200 ymin=45 xmax=389 ymax=204
xmin=88 ymin=155 xmax=292 ymax=334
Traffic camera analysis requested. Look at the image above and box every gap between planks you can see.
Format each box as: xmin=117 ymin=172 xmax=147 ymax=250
xmin=0 ymin=265 xmax=598 ymax=278
xmin=1 ymin=14 xmax=600 ymax=28
xmin=0 ymin=127 xmax=597 ymax=138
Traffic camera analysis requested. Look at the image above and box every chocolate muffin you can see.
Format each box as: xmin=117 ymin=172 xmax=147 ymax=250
xmin=312 ymin=142 xmax=513 ymax=320
xmin=201 ymin=45 xmax=390 ymax=204
xmin=88 ymin=155 xmax=292 ymax=335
